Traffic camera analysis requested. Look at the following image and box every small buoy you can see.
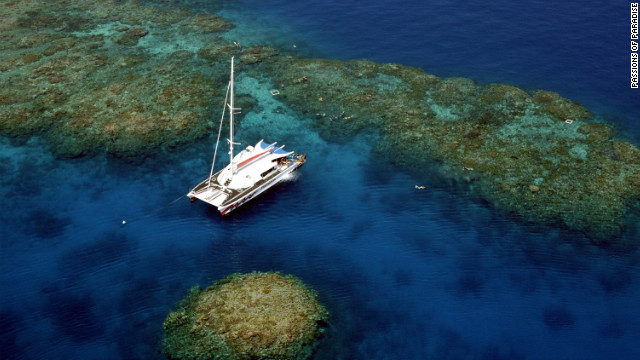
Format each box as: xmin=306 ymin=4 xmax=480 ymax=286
xmin=122 ymin=220 xmax=126 ymax=225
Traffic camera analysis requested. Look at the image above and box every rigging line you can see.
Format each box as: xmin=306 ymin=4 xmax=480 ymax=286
xmin=121 ymin=193 xmax=186 ymax=226
xmin=209 ymin=81 xmax=231 ymax=185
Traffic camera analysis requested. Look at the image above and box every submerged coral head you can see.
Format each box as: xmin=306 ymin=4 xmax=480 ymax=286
xmin=162 ymin=271 xmax=329 ymax=360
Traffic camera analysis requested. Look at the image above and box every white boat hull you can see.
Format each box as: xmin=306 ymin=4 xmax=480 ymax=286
xmin=217 ymin=160 xmax=303 ymax=215
xmin=188 ymin=144 xmax=306 ymax=215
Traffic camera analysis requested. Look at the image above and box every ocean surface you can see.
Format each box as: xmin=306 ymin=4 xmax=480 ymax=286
xmin=2 ymin=1 xmax=639 ymax=359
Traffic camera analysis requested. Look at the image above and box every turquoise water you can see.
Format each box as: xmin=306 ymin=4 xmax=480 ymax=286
xmin=2 ymin=1 xmax=640 ymax=360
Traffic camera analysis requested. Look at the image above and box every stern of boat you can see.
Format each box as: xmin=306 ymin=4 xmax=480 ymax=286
xmin=188 ymin=183 xmax=229 ymax=207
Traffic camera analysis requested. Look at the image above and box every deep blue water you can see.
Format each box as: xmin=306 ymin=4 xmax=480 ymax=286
xmin=2 ymin=1 xmax=640 ymax=360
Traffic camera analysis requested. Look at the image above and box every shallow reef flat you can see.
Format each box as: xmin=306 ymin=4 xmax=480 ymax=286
xmin=162 ymin=272 xmax=329 ymax=360
xmin=1 ymin=1 xmax=638 ymax=241
xmin=0 ymin=0 xmax=241 ymax=157
xmin=257 ymin=58 xmax=640 ymax=242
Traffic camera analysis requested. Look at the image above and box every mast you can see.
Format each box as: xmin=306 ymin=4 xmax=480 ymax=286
xmin=228 ymin=56 xmax=235 ymax=174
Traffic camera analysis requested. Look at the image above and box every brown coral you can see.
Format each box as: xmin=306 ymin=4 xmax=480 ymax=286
xmin=162 ymin=272 xmax=329 ymax=360
xmin=115 ymin=27 xmax=149 ymax=46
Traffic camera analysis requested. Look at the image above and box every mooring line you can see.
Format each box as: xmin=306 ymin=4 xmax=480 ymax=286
xmin=121 ymin=193 xmax=187 ymax=225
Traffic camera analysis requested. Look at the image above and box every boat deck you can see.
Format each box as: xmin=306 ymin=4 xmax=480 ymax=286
xmin=189 ymin=155 xmax=305 ymax=210
xmin=220 ymin=162 xmax=292 ymax=206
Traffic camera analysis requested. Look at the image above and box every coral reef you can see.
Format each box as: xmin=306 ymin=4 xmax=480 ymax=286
xmin=115 ymin=27 xmax=149 ymax=46
xmin=260 ymin=57 xmax=640 ymax=241
xmin=180 ymin=12 xmax=233 ymax=34
xmin=0 ymin=0 xmax=244 ymax=158
xmin=162 ymin=272 xmax=329 ymax=360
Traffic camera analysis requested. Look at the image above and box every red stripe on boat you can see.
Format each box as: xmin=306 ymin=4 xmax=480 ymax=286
xmin=237 ymin=148 xmax=271 ymax=169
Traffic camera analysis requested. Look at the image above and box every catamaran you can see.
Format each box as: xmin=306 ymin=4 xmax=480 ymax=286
xmin=187 ymin=57 xmax=306 ymax=215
